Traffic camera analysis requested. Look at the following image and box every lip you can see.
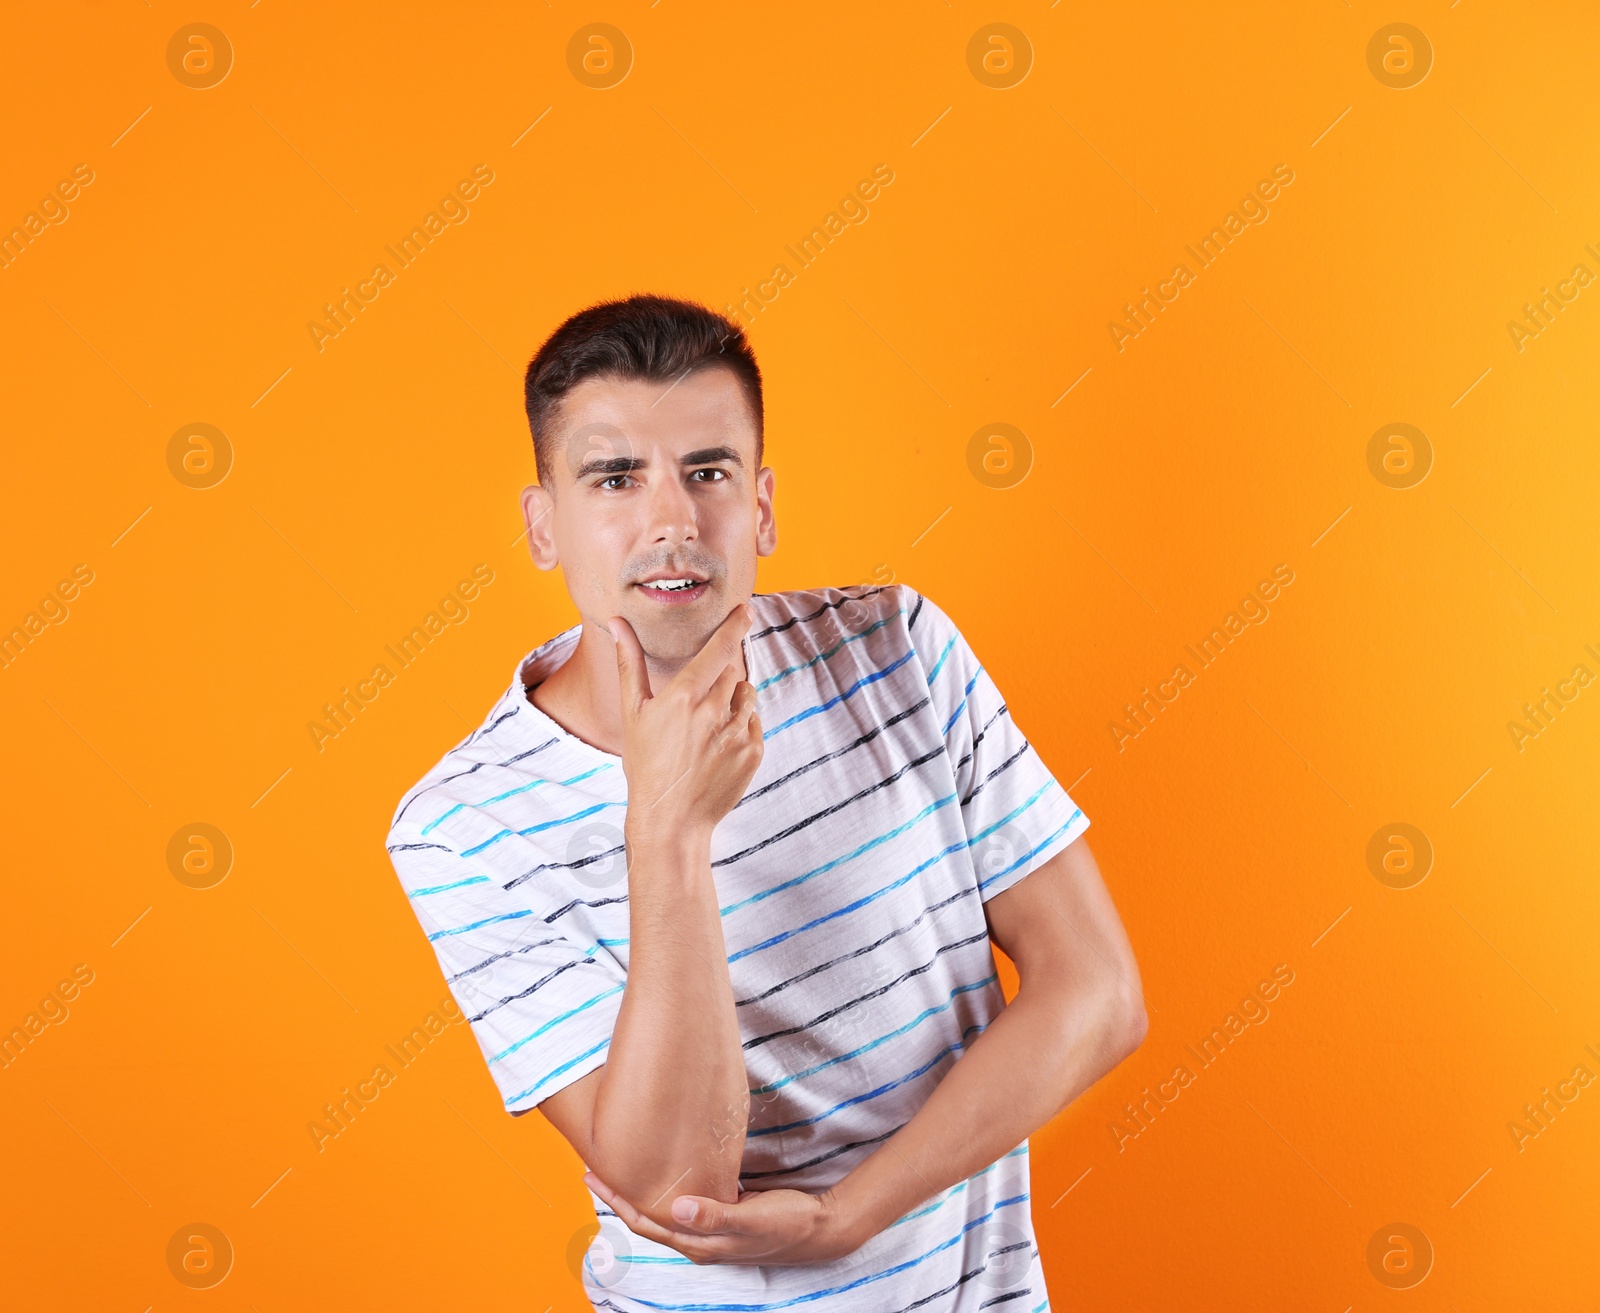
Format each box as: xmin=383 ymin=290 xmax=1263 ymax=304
xmin=635 ymin=570 xmax=708 ymax=585
xmin=633 ymin=578 xmax=711 ymax=605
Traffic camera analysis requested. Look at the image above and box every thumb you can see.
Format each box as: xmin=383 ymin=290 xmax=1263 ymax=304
xmin=607 ymin=615 xmax=651 ymax=710
xmin=671 ymin=1194 xmax=721 ymax=1229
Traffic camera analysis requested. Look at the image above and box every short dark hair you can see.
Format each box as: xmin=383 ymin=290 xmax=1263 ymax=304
xmin=522 ymin=294 xmax=764 ymax=486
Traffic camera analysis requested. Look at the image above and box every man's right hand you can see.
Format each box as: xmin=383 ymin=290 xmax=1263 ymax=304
xmin=608 ymin=604 xmax=764 ymax=842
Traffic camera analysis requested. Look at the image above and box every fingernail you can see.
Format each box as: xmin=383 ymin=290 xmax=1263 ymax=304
xmin=672 ymin=1198 xmax=697 ymax=1223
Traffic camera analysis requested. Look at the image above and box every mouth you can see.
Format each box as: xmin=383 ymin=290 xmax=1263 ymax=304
xmin=633 ymin=574 xmax=711 ymax=605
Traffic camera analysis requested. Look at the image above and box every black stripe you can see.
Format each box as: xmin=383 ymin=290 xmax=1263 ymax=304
xmin=468 ymin=952 xmax=608 ymax=1023
xmin=388 ymin=842 xmax=451 ymax=853
xmin=747 ymin=587 xmax=889 ymax=642
xmin=978 ymin=1282 xmax=1035 ymax=1308
xmin=952 ymin=703 xmax=1008 ymax=777
xmin=715 ymin=745 xmax=945 ymax=868
xmin=544 ymin=889 xmax=629 ymax=921
xmin=906 ymin=590 xmax=925 ymax=631
xmin=961 ymin=739 xmax=1029 ymax=809
xmin=742 ymin=929 xmax=989 ymax=1050
xmin=737 ymin=1122 xmax=902 ymax=1179
xmin=391 ymin=734 xmax=559 ymax=826
xmin=469 ymin=705 xmax=523 ymax=744
xmin=446 ymin=937 xmax=564 ymax=984
xmin=734 ymin=885 xmax=976 ymax=1007
xmin=505 ymin=842 xmax=627 ymax=893
xmin=893 ymin=1263 xmax=1008 ymax=1313
xmin=773 ymin=1243 xmax=1024 ymax=1313
xmin=735 ymin=695 xmax=931 ymax=808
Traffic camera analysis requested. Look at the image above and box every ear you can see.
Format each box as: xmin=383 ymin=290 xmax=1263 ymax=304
xmin=521 ymin=484 xmax=558 ymax=570
xmin=755 ymin=465 xmax=777 ymax=557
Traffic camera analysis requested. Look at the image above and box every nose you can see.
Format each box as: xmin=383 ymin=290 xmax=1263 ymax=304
xmin=644 ymin=467 xmax=697 ymax=548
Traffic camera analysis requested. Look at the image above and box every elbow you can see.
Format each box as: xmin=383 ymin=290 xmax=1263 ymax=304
xmin=1103 ymin=981 xmax=1148 ymax=1067
xmin=589 ymin=1144 xmax=743 ymax=1231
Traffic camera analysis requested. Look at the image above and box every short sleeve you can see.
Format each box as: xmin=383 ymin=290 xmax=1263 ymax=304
xmin=904 ymin=587 xmax=1090 ymax=902
xmin=386 ymin=822 xmax=625 ymax=1114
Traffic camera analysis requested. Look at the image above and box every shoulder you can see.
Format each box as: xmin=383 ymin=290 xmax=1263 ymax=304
xmin=743 ymin=586 xmax=977 ymax=707
xmin=747 ymin=583 xmax=948 ymax=644
xmin=385 ymin=678 xmax=544 ymax=849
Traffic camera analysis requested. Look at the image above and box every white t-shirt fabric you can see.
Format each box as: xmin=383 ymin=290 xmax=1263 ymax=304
xmin=387 ymin=584 xmax=1089 ymax=1312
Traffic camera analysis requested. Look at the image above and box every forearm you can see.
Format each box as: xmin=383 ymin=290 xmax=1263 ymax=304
xmin=832 ymin=976 xmax=1142 ymax=1246
xmin=589 ymin=824 xmax=748 ymax=1218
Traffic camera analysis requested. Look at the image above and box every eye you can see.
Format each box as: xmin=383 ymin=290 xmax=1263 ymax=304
xmin=690 ymin=468 xmax=729 ymax=483
xmin=597 ymin=474 xmax=634 ymax=491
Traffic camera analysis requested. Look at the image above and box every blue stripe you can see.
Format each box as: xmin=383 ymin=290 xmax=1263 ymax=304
xmin=583 ymin=1193 xmax=1033 ymax=1311
xmin=941 ymin=671 xmax=982 ymax=735
xmin=747 ymin=1026 xmax=988 ymax=1136
xmin=887 ymin=1144 xmax=1029 ymax=1230
xmin=426 ymin=908 xmax=534 ymax=942
xmin=762 ymin=648 xmax=916 ymax=740
xmin=975 ymin=807 xmax=1084 ymax=894
xmin=611 ymin=1253 xmax=693 ymax=1265
xmin=719 ymin=793 xmax=958 ymax=917
xmin=942 ymin=698 xmax=967 ymax=736
xmin=730 ymin=780 xmax=1055 ymax=964
xmin=752 ymin=613 xmax=899 ymax=692
xmin=491 ymin=984 xmax=624 ymax=1063
xmin=408 ymin=875 xmax=489 ymax=898
xmin=729 ymin=838 xmax=967 ymax=964
xmin=967 ymin=780 xmax=1055 ymax=847
xmin=459 ymin=799 xmax=625 ymax=858
xmin=750 ymin=976 xmax=997 ymax=1095
xmin=924 ymin=635 xmax=957 ymax=687
xmin=570 ymin=936 xmax=629 ymax=955
xmin=421 ymin=763 xmax=614 ymax=837
xmin=504 ymin=1036 xmax=611 ymax=1105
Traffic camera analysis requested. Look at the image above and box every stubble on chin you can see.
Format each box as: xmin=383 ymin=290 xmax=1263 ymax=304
xmin=632 ymin=590 xmax=742 ymax=669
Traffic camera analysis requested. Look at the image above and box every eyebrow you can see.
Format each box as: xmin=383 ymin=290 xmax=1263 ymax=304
xmin=572 ymin=455 xmax=643 ymax=480
xmin=680 ymin=445 xmax=743 ymax=468
xmin=572 ymin=445 xmax=744 ymax=481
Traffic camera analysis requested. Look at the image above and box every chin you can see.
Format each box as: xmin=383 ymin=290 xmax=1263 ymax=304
xmin=626 ymin=598 xmax=724 ymax=662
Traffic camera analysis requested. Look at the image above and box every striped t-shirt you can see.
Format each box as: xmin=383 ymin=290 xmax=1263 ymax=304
xmin=387 ymin=584 xmax=1089 ymax=1312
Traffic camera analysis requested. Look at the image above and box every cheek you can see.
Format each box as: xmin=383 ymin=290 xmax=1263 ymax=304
xmin=555 ymin=514 xmax=635 ymax=592
xmin=704 ymin=500 xmax=760 ymax=578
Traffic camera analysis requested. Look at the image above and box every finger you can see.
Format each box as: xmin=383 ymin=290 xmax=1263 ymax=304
xmin=607 ymin=615 xmax=652 ymax=711
xmin=707 ymin=660 xmax=740 ymax=715
xmin=596 ymin=1192 xmax=737 ymax=1261
xmin=614 ymin=1204 xmax=688 ymax=1250
xmin=677 ymin=603 xmax=752 ymax=697
xmin=582 ymin=1172 xmax=617 ymax=1206
xmin=671 ymin=1194 xmax=728 ymax=1231
xmin=591 ymin=1182 xmax=664 ymax=1239
xmin=671 ymin=1193 xmax=777 ymax=1238
xmin=728 ymin=680 xmax=757 ymax=726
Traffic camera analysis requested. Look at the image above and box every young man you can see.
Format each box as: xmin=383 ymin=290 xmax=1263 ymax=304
xmin=386 ymin=295 xmax=1146 ymax=1310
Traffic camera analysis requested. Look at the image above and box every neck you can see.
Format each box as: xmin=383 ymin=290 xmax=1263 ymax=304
xmin=531 ymin=618 xmax=748 ymax=756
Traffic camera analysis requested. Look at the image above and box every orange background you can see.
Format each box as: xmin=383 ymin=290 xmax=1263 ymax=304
xmin=4 ymin=2 xmax=1598 ymax=1308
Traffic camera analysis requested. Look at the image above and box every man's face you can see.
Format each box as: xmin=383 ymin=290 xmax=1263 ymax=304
xmin=522 ymin=365 xmax=776 ymax=667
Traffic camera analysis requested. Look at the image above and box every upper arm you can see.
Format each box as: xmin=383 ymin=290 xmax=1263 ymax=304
xmin=535 ymin=1064 xmax=604 ymax=1164
xmin=984 ymin=836 xmax=1147 ymax=1046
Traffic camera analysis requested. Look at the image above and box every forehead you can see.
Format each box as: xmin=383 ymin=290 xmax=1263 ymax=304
xmin=551 ymin=366 xmax=758 ymax=463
